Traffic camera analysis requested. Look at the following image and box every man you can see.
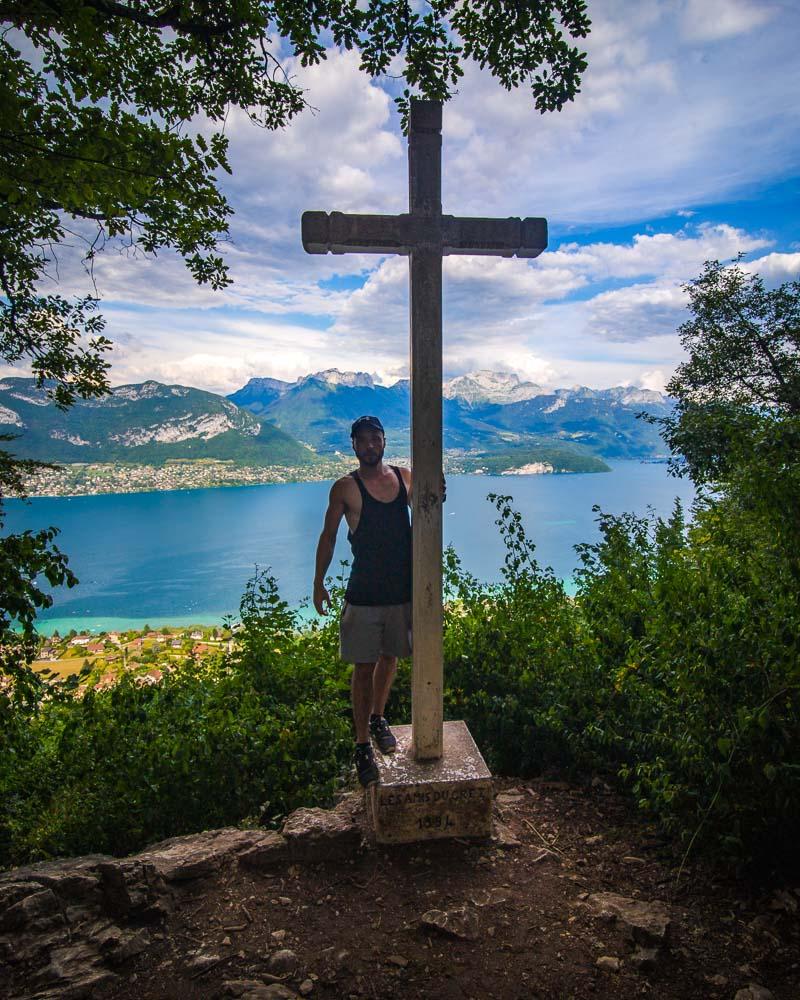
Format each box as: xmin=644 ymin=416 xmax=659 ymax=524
xmin=313 ymin=415 xmax=413 ymax=788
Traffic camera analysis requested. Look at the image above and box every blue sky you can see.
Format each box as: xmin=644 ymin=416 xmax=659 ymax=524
xmin=9 ymin=0 xmax=800 ymax=396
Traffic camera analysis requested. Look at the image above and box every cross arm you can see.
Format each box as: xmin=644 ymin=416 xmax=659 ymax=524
xmin=302 ymin=211 xmax=547 ymax=258
xmin=441 ymin=217 xmax=547 ymax=258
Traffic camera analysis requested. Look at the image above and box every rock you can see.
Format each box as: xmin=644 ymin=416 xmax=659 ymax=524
xmin=495 ymin=793 xmax=526 ymax=807
xmin=596 ymin=956 xmax=621 ymax=971
xmin=263 ymin=987 xmax=300 ymax=1000
xmin=34 ymin=939 xmax=119 ymax=994
xmin=0 ymin=887 xmax=61 ymax=931
xmin=226 ymin=982 xmax=298 ymax=999
xmin=282 ymin=808 xmax=361 ymax=863
xmin=96 ymin=858 xmax=170 ymax=920
xmin=734 ymin=986 xmax=774 ymax=1000
xmin=420 ymin=905 xmax=480 ymax=941
xmin=97 ymin=926 xmax=151 ymax=965
xmin=185 ymin=950 xmax=221 ymax=973
xmin=491 ymin=820 xmax=521 ymax=849
xmin=238 ymin=832 xmax=290 ymax=871
xmin=586 ymin=892 xmax=671 ymax=945
xmin=387 ymin=954 xmax=409 ymax=967
xmin=224 ymin=981 xmax=272 ymax=998
xmin=768 ymin=889 xmax=797 ymax=914
xmin=268 ymin=948 xmax=299 ymax=975
xmin=630 ymin=945 xmax=659 ymax=972
xmin=0 ymin=881 xmax=38 ymax=913
xmin=299 ymin=979 xmax=314 ymax=995
xmin=271 ymin=929 xmax=287 ymax=942
xmin=470 ymin=887 xmax=509 ymax=908
xmin=133 ymin=827 xmax=272 ymax=881
xmin=222 ymin=935 xmax=232 ymax=946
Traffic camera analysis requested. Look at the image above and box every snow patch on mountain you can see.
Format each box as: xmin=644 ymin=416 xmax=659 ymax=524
xmin=444 ymin=370 xmax=544 ymax=405
xmin=0 ymin=404 xmax=23 ymax=426
xmin=50 ymin=430 xmax=91 ymax=445
xmin=109 ymin=412 xmax=253 ymax=446
xmin=300 ymin=369 xmax=377 ymax=389
xmin=112 ymin=381 xmax=166 ymax=402
xmin=9 ymin=391 xmax=49 ymax=406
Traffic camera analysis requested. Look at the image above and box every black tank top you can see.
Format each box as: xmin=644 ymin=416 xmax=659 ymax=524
xmin=345 ymin=465 xmax=412 ymax=606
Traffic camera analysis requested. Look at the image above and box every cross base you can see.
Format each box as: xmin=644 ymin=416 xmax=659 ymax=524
xmin=367 ymin=721 xmax=493 ymax=843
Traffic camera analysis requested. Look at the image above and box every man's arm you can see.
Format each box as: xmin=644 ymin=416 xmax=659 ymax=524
xmin=313 ymin=480 xmax=347 ymax=615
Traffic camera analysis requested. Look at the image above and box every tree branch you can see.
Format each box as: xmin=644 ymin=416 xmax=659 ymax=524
xmin=8 ymin=0 xmax=249 ymax=40
xmin=0 ymin=131 xmax=164 ymax=181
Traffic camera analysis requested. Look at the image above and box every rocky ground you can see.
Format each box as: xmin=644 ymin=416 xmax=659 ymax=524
xmin=1 ymin=777 xmax=798 ymax=1000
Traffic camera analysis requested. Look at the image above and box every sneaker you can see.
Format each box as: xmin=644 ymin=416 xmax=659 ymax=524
xmin=354 ymin=743 xmax=379 ymax=787
xmin=369 ymin=715 xmax=397 ymax=754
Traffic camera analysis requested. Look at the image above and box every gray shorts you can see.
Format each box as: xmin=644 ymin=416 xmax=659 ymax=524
xmin=339 ymin=601 xmax=412 ymax=663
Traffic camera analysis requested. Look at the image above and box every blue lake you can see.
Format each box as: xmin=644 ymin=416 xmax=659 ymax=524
xmin=3 ymin=462 xmax=695 ymax=634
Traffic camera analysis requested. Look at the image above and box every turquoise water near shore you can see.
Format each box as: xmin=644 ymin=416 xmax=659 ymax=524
xmin=4 ymin=462 xmax=695 ymax=635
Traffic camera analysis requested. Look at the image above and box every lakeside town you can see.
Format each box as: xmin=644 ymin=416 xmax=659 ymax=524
xmin=19 ymin=450 xmax=605 ymax=498
xmin=21 ymin=458 xmax=360 ymax=497
xmin=26 ymin=624 xmax=236 ymax=694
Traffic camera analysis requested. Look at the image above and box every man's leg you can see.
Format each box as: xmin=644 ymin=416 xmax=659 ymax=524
xmin=369 ymin=654 xmax=399 ymax=754
xmin=351 ymin=662 xmax=375 ymax=743
xmin=371 ymin=654 xmax=397 ymax=717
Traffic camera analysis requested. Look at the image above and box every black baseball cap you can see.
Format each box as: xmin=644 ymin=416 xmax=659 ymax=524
xmin=350 ymin=415 xmax=384 ymax=438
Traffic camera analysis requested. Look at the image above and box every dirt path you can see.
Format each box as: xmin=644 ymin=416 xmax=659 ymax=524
xmin=98 ymin=778 xmax=799 ymax=1000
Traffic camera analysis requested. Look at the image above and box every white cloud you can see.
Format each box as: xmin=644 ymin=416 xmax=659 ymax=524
xmin=16 ymin=2 xmax=800 ymax=398
xmin=543 ymin=224 xmax=770 ymax=281
xmin=639 ymin=369 xmax=668 ymax=392
xmin=741 ymin=252 xmax=800 ymax=282
xmin=681 ymin=0 xmax=776 ymax=42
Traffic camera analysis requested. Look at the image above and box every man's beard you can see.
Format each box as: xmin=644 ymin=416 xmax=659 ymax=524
xmin=358 ymin=446 xmax=384 ymax=466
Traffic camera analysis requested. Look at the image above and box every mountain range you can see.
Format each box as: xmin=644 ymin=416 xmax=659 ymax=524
xmin=227 ymin=368 xmax=671 ymax=459
xmin=0 ymin=369 xmax=672 ymax=470
xmin=0 ymin=378 xmax=316 ymax=466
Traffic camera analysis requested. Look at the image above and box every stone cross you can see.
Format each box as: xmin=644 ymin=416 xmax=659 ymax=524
xmin=303 ymin=100 xmax=547 ymax=762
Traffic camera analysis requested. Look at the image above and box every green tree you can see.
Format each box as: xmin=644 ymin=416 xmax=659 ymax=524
xmin=0 ymin=1 xmax=590 ymax=648
xmin=657 ymin=257 xmax=800 ymax=485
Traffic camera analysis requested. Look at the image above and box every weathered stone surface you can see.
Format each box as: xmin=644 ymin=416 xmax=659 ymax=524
xmin=185 ymin=949 xmax=221 ymax=973
xmin=0 ymin=881 xmax=48 ymax=913
xmin=420 ymin=905 xmax=480 ymax=941
xmin=495 ymin=792 xmax=526 ymax=808
xmin=98 ymin=926 xmax=151 ymax=966
xmin=237 ymin=831 xmax=289 ymax=871
xmin=369 ymin=722 xmax=493 ymax=844
xmin=586 ymin=892 xmax=671 ymax=945
xmin=282 ymin=808 xmax=361 ymax=863
xmin=134 ymin=827 xmax=271 ymax=881
xmin=596 ymin=955 xmax=621 ymax=971
xmin=470 ymin=887 xmax=510 ymax=908
xmin=734 ymin=985 xmax=775 ymax=1000
xmin=242 ymin=986 xmax=299 ymax=1000
xmin=491 ymin=819 xmax=521 ymax=849
xmin=268 ymin=947 xmax=299 ymax=974
xmin=97 ymin=858 xmax=169 ymax=920
xmin=0 ymin=888 xmax=61 ymax=931
xmin=224 ymin=981 xmax=272 ymax=997
xmin=0 ymin=851 xmax=169 ymax=997
xmin=630 ymin=945 xmax=659 ymax=972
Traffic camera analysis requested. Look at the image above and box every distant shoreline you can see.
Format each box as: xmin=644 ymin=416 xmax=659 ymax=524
xmin=19 ymin=455 xmax=611 ymax=499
